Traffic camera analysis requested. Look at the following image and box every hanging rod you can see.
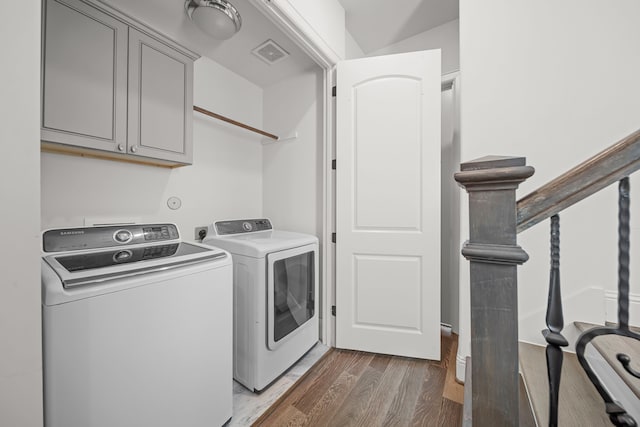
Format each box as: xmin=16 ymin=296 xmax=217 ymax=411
xmin=193 ymin=105 xmax=279 ymax=140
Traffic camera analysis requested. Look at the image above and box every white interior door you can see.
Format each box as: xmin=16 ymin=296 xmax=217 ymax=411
xmin=336 ymin=50 xmax=441 ymax=360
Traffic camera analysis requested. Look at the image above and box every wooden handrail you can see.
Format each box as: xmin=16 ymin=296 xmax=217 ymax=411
xmin=193 ymin=105 xmax=279 ymax=140
xmin=517 ymin=128 xmax=640 ymax=233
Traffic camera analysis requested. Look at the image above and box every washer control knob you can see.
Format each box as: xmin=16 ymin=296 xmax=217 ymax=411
xmin=113 ymin=229 xmax=133 ymax=244
xmin=113 ymin=250 xmax=132 ymax=262
xmin=242 ymin=222 xmax=253 ymax=232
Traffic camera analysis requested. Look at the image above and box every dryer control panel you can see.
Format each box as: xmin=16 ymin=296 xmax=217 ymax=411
xmin=215 ymin=219 xmax=272 ymax=235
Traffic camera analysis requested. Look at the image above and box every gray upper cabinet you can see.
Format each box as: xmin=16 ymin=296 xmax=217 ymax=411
xmin=127 ymin=29 xmax=193 ymax=164
xmin=42 ymin=0 xmax=127 ymax=152
xmin=41 ymin=0 xmax=197 ymax=167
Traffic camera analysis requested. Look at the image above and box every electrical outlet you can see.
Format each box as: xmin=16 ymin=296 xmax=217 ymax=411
xmin=195 ymin=226 xmax=208 ymax=241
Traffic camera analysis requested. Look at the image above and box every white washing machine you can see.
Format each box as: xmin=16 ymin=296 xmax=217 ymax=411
xmin=41 ymin=223 xmax=233 ymax=427
xmin=203 ymin=219 xmax=319 ymax=392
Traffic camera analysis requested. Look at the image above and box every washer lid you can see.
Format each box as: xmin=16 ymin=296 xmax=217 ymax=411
xmin=203 ymin=229 xmax=318 ymax=258
xmin=43 ymin=242 xmax=227 ymax=289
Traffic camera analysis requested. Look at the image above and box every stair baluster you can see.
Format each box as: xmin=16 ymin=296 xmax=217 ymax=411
xmin=618 ymin=177 xmax=631 ymax=333
xmin=543 ymin=214 xmax=569 ymax=427
xmin=615 ymin=178 xmax=640 ymax=380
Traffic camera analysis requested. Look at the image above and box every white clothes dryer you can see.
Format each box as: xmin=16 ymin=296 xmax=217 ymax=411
xmin=203 ymin=219 xmax=319 ymax=392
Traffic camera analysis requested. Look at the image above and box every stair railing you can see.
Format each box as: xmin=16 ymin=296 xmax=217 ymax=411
xmin=455 ymin=128 xmax=640 ymax=426
xmin=574 ymin=177 xmax=640 ymax=426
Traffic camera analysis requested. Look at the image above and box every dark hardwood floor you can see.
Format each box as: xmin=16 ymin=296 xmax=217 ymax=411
xmin=253 ymin=332 xmax=464 ymax=426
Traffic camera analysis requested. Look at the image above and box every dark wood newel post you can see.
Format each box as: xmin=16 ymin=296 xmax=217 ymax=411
xmin=454 ymin=156 xmax=535 ymax=426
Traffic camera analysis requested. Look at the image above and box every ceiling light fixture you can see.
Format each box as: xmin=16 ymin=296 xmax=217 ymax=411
xmin=184 ymin=0 xmax=242 ymax=40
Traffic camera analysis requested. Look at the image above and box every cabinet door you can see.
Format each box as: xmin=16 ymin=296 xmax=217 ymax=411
xmin=127 ymin=29 xmax=193 ymax=164
xmin=41 ymin=0 xmax=127 ymax=152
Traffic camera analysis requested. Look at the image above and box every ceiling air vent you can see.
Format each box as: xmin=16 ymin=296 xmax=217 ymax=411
xmin=251 ymin=39 xmax=289 ymax=65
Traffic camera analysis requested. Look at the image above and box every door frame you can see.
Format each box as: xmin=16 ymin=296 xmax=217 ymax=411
xmin=250 ymin=0 xmax=460 ymax=348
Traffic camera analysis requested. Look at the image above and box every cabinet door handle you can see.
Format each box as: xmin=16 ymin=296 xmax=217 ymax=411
xmin=130 ymin=146 xmax=138 ymax=153
xmin=117 ymin=144 xmax=125 ymax=152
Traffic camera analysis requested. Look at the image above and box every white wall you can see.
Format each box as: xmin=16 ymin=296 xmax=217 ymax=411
xmin=0 ymin=2 xmax=43 ymax=426
xmin=262 ymin=68 xmax=323 ymax=237
xmin=457 ymin=0 xmax=640 ymax=380
xmin=368 ymin=19 xmax=459 ymax=74
xmin=42 ymin=57 xmax=264 ymax=238
xmin=345 ymin=30 xmax=364 ymax=59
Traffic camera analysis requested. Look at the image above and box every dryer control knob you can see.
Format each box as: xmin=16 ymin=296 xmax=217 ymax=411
xmin=242 ymin=222 xmax=253 ymax=232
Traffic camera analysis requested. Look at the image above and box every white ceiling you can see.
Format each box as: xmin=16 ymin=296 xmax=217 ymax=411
xmin=338 ymin=0 xmax=459 ymax=54
xmin=97 ymin=0 xmax=458 ymax=87
xmin=98 ymin=0 xmax=318 ymax=88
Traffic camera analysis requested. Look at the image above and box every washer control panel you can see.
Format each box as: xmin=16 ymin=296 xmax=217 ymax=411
xmin=215 ymin=219 xmax=272 ymax=235
xmin=43 ymin=224 xmax=180 ymax=252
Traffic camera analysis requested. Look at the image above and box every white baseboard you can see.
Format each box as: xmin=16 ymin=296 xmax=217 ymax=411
xmin=456 ymin=353 xmax=467 ymax=383
xmin=605 ymin=290 xmax=640 ymax=326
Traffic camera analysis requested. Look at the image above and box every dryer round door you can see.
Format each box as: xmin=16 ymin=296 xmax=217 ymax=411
xmin=266 ymin=243 xmax=318 ymax=349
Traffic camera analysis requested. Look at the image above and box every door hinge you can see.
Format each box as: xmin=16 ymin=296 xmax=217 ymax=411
xmin=332 ymin=159 xmax=336 ymax=170
xmin=331 ymin=305 xmax=336 ymax=316
xmin=331 ymin=232 xmax=336 ymax=243
xmin=332 ymin=86 xmax=336 ymax=97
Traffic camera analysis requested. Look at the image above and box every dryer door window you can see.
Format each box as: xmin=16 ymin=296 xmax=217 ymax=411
xmin=267 ymin=244 xmax=317 ymax=349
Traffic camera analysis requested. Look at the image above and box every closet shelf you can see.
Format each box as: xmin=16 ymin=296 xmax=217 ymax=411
xmin=193 ymin=105 xmax=279 ymax=141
